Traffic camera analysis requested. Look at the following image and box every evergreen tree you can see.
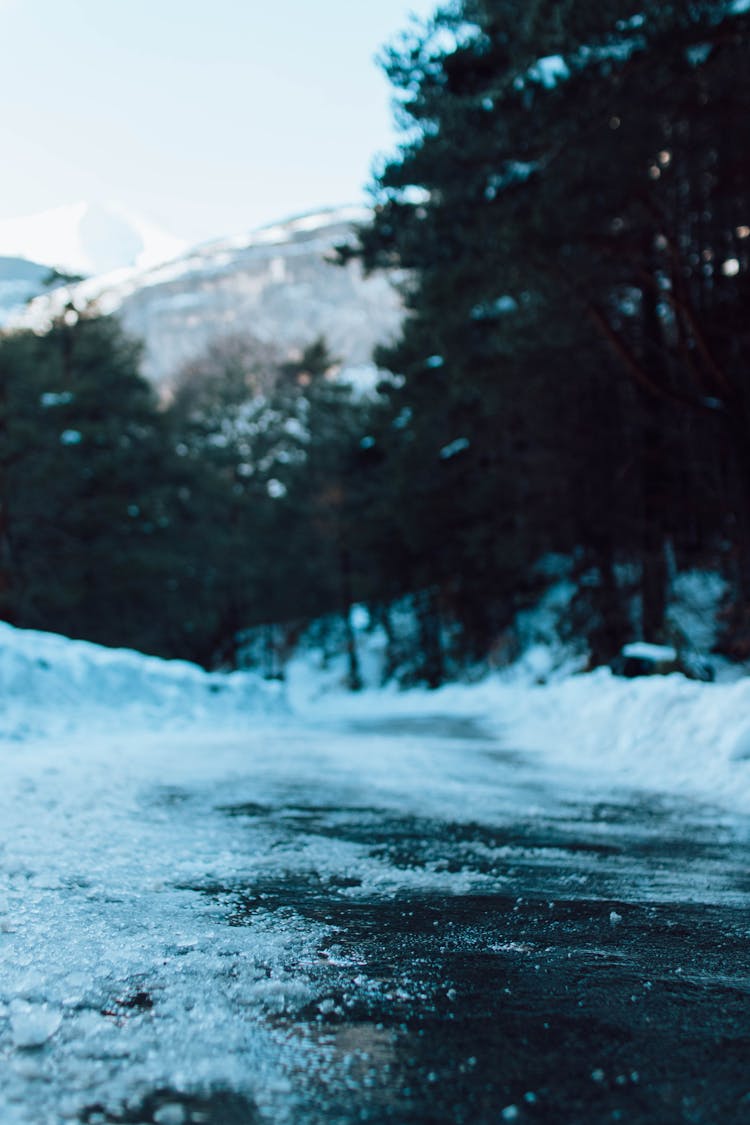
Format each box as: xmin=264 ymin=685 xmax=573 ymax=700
xmin=0 ymin=315 xmax=192 ymax=656
xmin=166 ymin=334 xmax=374 ymax=672
xmin=350 ymin=0 xmax=750 ymax=663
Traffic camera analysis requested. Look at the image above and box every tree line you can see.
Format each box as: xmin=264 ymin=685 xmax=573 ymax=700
xmin=345 ymin=0 xmax=750 ymax=671
xmin=1 ymin=0 xmax=749 ymax=682
xmin=0 ymin=317 xmax=376 ymax=671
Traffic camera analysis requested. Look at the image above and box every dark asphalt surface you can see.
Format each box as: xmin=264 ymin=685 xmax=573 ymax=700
xmin=81 ymin=715 xmax=750 ymax=1125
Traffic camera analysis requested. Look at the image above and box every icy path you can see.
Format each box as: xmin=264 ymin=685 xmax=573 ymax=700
xmin=0 ymin=721 xmax=329 ymax=1123
xmin=2 ymin=708 xmax=750 ymax=1124
xmin=2 ymin=713 xmax=509 ymax=1124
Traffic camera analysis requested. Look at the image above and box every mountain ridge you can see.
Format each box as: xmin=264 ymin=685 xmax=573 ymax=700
xmin=3 ymin=205 xmax=402 ymax=385
xmin=0 ymin=201 xmax=186 ymax=277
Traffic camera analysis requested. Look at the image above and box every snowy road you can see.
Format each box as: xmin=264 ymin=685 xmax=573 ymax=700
xmin=2 ymin=708 xmax=750 ymax=1124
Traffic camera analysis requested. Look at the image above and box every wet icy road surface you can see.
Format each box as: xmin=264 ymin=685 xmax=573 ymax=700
xmin=3 ymin=712 xmax=750 ymax=1124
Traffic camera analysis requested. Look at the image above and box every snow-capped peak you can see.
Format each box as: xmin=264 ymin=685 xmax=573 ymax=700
xmin=0 ymin=201 xmax=186 ymax=277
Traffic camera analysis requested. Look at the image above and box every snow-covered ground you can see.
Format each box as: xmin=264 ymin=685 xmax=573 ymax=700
xmin=2 ymin=621 xmax=750 ymax=1122
xmin=6 ymin=609 xmax=749 ymax=817
xmin=301 ymin=667 xmax=750 ymax=813
xmin=285 ymin=566 xmax=750 ymax=816
xmin=0 ymin=622 xmax=282 ymax=745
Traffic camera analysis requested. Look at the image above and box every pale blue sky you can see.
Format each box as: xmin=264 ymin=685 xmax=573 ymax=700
xmin=0 ymin=0 xmax=435 ymax=243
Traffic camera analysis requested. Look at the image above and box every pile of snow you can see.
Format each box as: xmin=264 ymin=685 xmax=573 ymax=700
xmin=495 ymin=669 xmax=750 ymax=812
xmin=0 ymin=622 xmax=282 ymax=742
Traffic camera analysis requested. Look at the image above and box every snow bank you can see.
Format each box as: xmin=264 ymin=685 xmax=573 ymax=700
xmin=2 ymin=615 xmax=750 ymax=814
xmin=495 ymin=669 xmax=750 ymax=811
xmin=291 ymin=658 xmax=750 ymax=814
xmin=0 ymin=622 xmax=282 ymax=742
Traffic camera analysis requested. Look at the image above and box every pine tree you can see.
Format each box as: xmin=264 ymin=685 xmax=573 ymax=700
xmin=0 ymin=315 xmax=193 ymax=655
xmin=350 ymin=0 xmax=750 ymax=663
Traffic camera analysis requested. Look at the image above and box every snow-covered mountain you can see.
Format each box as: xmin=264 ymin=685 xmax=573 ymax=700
xmin=0 ymin=201 xmax=186 ymax=278
xmin=0 ymin=255 xmax=54 ymax=322
xmin=4 ymin=206 xmax=403 ymax=385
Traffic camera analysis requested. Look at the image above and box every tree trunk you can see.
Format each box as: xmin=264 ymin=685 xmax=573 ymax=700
xmin=638 ymin=261 xmax=670 ymax=641
xmin=339 ymin=547 xmax=362 ymax=692
xmin=639 ymin=401 xmax=669 ymax=641
xmin=416 ymin=587 xmax=445 ymax=689
xmin=587 ymin=546 xmax=630 ymax=667
xmin=723 ymin=409 xmax=750 ymax=602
